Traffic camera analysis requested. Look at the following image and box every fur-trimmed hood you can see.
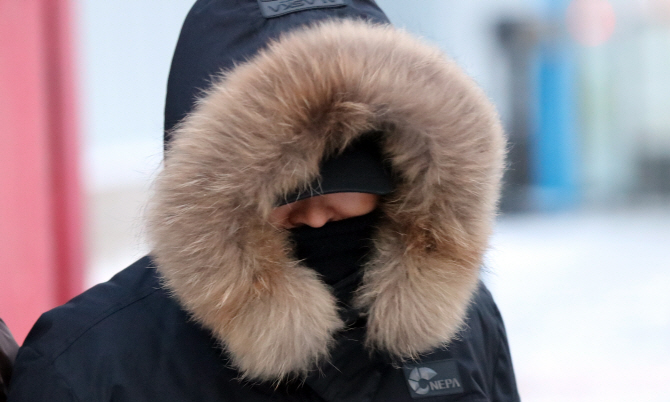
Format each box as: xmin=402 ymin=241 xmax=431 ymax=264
xmin=148 ymin=19 xmax=505 ymax=382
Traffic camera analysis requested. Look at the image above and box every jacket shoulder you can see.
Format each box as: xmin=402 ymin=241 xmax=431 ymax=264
xmin=18 ymin=256 xmax=162 ymax=362
xmin=9 ymin=258 xmax=248 ymax=401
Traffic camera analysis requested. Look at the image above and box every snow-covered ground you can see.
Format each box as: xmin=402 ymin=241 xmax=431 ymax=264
xmin=485 ymin=207 xmax=670 ymax=402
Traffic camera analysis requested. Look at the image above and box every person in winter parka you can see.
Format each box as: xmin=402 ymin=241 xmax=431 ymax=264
xmin=8 ymin=1 xmax=520 ymax=401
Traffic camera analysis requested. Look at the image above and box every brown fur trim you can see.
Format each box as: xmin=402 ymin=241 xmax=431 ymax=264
xmin=147 ymin=20 xmax=505 ymax=381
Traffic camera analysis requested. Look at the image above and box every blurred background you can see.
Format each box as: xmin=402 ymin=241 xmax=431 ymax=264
xmin=1 ymin=0 xmax=668 ymax=401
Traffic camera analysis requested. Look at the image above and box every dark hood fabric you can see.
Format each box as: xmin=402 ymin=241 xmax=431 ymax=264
xmin=164 ymin=0 xmax=389 ymax=144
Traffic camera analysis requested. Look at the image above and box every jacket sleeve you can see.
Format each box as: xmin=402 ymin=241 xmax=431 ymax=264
xmin=7 ymin=347 xmax=78 ymax=402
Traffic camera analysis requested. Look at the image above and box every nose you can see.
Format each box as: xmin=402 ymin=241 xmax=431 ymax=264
xmin=288 ymin=200 xmax=334 ymax=228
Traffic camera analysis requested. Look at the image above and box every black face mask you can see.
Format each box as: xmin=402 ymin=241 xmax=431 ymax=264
xmin=289 ymin=210 xmax=380 ymax=310
xmin=288 ymin=210 xmax=389 ymax=398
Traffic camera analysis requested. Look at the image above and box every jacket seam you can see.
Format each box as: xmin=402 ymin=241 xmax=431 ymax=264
xmin=488 ymin=324 xmax=504 ymax=398
xmin=50 ymin=286 xmax=161 ymax=361
xmin=487 ymin=297 xmax=509 ymax=401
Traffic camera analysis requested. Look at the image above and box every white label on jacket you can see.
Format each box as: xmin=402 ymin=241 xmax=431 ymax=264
xmin=257 ymin=0 xmax=347 ymax=18
xmin=403 ymin=359 xmax=464 ymax=399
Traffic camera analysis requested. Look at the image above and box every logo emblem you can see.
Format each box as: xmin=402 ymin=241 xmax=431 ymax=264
xmin=403 ymin=360 xmax=464 ymax=399
xmin=257 ymin=0 xmax=347 ymax=19
xmin=407 ymin=367 xmax=438 ymax=395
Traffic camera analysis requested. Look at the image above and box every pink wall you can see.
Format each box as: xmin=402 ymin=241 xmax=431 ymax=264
xmin=0 ymin=0 xmax=83 ymax=343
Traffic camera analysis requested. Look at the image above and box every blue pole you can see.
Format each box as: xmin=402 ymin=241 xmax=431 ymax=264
xmin=532 ymin=0 xmax=579 ymax=210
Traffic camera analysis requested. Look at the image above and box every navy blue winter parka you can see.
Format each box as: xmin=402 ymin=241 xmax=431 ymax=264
xmin=9 ymin=258 xmax=518 ymax=401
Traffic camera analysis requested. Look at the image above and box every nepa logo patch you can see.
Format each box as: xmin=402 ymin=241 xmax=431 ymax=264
xmin=257 ymin=0 xmax=347 ymax=18
xmin=403 ymin=359 xmax=464 ymax=399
